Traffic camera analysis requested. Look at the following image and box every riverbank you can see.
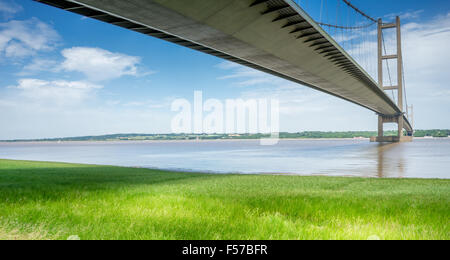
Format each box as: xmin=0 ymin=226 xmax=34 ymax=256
xmin=1 ymin=136 xmax=449 ymax=145
xmin=0 ymin=138 xmax=369 ymax=145
xmin=3 ymin=130 xmax=449 ymax=143
xmin=0 ymin=159 xmax=448 ymax=240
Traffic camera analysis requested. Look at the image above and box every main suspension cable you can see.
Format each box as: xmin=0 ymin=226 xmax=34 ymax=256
xmin=317 ymin=0 xmax=378 ymax=30
xmin=318 ymin=21 xmax=376 ymax=30
xmin=342 ymin=0 xmax=377 ymax=23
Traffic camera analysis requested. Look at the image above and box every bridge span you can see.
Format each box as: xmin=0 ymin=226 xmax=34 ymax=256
xmin=36 ymin=0 xmax=413 ymax=140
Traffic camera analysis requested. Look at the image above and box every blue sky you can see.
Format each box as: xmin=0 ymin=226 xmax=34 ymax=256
xmin=0 ymin=0 xmax=449 ymax=139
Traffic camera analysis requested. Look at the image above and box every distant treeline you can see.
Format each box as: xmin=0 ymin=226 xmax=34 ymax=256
xmin=282 ymin=130 xmax=450 ymax=138
xmin=413 ymin=130 xmax=450 ymax=138
xmin=2 ymin=130 xmax=449 ymax=142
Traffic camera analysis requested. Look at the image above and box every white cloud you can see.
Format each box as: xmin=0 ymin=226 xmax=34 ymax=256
xmin=0 ymin=44 xmax=159 ymax=139
xmin=216 ymin=62 xmax=348 ymax=119
xmin=216 ymin=61 xmax=281 ymax=86
xmin=0 ymin=77 xmax=175 ymax=139
xmin=0 ymin=100 xmax=172 ymax=139
xmin=215 ymin=61 xmax=241 ymax=70
xmin=239 ymin=84 xmax=331 ymax=116
xmin=124 ymin=101 xmax=165 ymax=109
xmin=402 ymin=13 xmax=450 ymax=82
xmin=13 ymin=79 xmax=102 ymax=106
xmin=19 ymin=47 xmax=149 ymax=80
xmin=385 ymin=10 xmax=425 ymax=21
xmin=122 ymin=97 xmax=175 ymax=109
xmin=333 ymin=33 xmax=360 ymax=44
xmin=60 ymin=47 xmax=146 ymax=81
xmin=0 ymin=18 xmax=60 ymax=58
xmin=0 ymin=0 xmax=22 ymax=18
xmin=17 ymin=58 xmax=59 ymax=75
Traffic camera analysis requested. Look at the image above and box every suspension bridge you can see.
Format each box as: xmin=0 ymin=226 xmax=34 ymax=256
xmin=36 ymin=0 xmax=414 ymax=142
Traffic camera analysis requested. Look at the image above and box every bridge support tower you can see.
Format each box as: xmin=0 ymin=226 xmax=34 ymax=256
xmin=371 ymin=16 xmax=413 ymax=143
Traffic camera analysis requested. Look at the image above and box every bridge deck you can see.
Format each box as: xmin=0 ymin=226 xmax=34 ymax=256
xmin=36 ymin=0 xmax=412 ymax=133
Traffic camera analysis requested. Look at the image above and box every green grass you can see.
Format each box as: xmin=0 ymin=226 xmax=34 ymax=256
xmin=0 ymin=159 xmax=448 ymax=240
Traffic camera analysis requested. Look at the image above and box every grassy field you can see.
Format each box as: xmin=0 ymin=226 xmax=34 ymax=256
xmin=0 ymin=159 xmax=448 ymax=240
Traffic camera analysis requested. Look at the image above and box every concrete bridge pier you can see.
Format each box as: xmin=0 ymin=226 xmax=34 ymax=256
xmin=370 ymin=114 xmax=413 ymax=143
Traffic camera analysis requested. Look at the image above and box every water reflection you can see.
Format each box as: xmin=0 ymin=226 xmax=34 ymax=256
xmin=376 ymin=143 xmax=405 ymax=178
xmin=0 ymin=139 xmax=449 ymax=179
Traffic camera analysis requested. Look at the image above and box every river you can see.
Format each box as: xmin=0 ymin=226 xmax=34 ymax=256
xmin=0 ymin=138 xmax=449 ymax=179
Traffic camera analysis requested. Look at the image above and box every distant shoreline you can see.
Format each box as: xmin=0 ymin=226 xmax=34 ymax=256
xmin=0 ymin=136 xmax=448 ymax=145
xmin=2 ymin=130 xmax=449 ymax=143
xmin=0 ymin=138 xmax=365 ymax=145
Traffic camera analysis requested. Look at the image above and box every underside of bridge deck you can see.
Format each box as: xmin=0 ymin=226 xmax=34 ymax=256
xmin=35 ymin=0 xmax=413 ymax=139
